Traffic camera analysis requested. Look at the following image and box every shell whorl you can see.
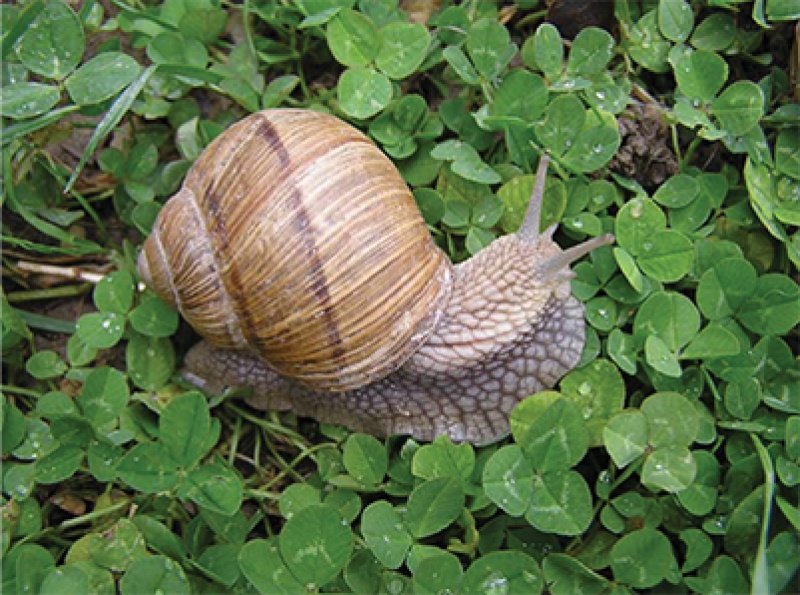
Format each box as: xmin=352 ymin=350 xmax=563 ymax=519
xmin=138 ymin=110 xmax=452 ymax=391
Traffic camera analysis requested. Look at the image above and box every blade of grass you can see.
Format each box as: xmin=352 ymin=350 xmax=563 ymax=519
xmin=2 ymin=106 xmax=81 ymax=148
xmin=157 ymin=64 xmax=224 ymax=84
xmin=1 ymin=202 xmax=104 ymax=254
xmin=1 ymin=0 xmax=45 ymax=58
xmin=1 ymin=235 xmax=103 ymax=255
xmin=242 ymin=0 xmax=256 ymax=58
xmin=110 ymin=0 xmax=178 ymax=31
xmin=65 ymin=64 xmax=157 ymax=193
xmin=3 ymin=148 xmax=105 ymax=254
xmin=7 ymin=283 xmax=93 ymax=304
xmin=36 ymin=154 xmax=109 ymax=243
xmin=1 ymin=293 xmax=33 ymax=341
xmin=0 ymin=385 xmax=41 ymax=398
xmin=776 ymin=497 xmax=800 ymax=532
xmin=750 ymin=433 xmax=775 ymax=595
xmin=18 ymin=310 xmax=77 ymax=334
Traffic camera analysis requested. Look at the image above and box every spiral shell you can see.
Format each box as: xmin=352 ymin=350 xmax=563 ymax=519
xmin=138 ymin=109 xmax=452 ymax=391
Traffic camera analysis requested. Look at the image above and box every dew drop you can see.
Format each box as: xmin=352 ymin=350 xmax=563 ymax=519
xmin=482 ymin=572 xmax=509 ymax=595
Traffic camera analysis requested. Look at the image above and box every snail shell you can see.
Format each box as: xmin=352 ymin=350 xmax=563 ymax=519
xmin=138 ymin=110 xmax=452 ymax=391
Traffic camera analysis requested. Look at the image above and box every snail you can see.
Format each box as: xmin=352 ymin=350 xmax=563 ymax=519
xmin=137 ymin=109 xmax=613 ymax=444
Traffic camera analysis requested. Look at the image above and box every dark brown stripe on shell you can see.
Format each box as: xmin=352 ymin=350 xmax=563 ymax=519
xmin=254 ymin=115 xmax=345 ymax=360
xmin=203 ymin=181 xmax=260 ymax=342
xmin=255 ymin=114 xmax=291 ymax=166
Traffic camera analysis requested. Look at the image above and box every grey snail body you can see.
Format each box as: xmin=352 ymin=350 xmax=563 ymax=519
xmin=138 ymin=109 xmax=613 ymax=444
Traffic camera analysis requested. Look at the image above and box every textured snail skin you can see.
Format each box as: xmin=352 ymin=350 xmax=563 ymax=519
xmin=183 ymin=225 xmax=612 ymax=445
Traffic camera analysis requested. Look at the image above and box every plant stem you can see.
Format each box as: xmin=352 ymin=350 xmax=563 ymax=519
xmin=58 ymin=499 xmax=130 ymax=529
xmin=680 ymin=136 xmax=703 ymax=171
xmin=1 ymin=384 xmax=41 ymax=398
xmin=260 ymin=442 xmax=333 ymax=491
xmin=7 ymin=283 xmax=93 ymax=303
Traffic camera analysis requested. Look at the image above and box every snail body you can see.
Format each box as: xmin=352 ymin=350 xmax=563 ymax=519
xmin=138 ymin=109 xmax=613 ymax=444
